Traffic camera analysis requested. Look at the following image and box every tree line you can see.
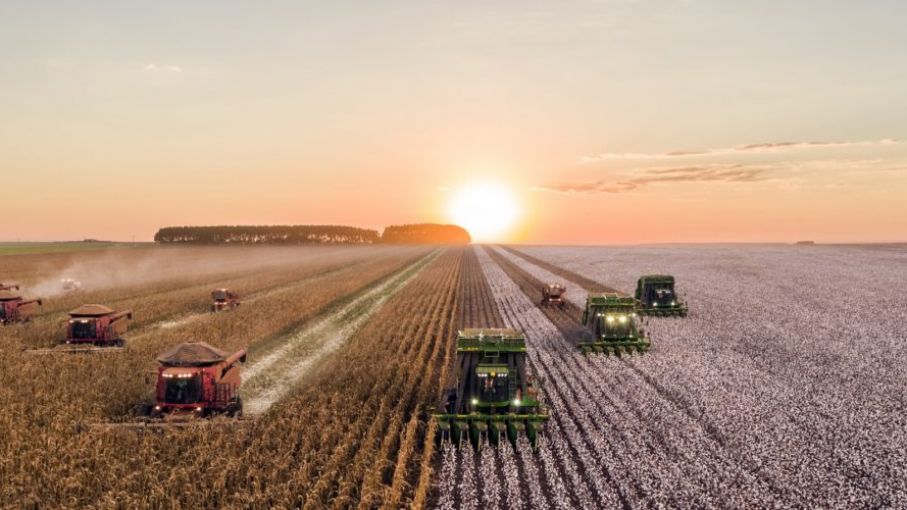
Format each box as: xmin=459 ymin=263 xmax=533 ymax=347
xmin=154 ymin=224 xmax=471 ymax=245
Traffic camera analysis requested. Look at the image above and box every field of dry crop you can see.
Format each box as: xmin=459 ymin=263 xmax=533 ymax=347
xmin=2 ymin=243 xmax=905 ymax=509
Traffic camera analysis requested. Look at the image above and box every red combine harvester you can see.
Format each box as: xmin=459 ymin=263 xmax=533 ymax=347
xmin=0 ymin=291 xmax=42 ymax=325
xmin=210 ymin=289 xmax=241 ymax=312
xmin=541 ymin=284 xmax=567 ymax=308
xmin=63 ymin=304 xmax=133 ymax=349
xmin=0 ymin=282 xmax=20 ymax=291
xmin=148 ymin=342 xmax=246 ymax=421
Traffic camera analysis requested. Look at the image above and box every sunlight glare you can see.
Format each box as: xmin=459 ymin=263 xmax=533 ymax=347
xmin=447 ymin=182 xmax=519 ymax=242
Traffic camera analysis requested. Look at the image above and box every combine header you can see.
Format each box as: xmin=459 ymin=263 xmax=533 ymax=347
xmin=434 ymin=329 xmax=548 ymax=450
xmin=635 ymin=275 xmax=687 ymax=316
xmin=210 ymin=289 xmax=241 ymax=312
xmin=60 ymin=304 xmax=132 ymax=352
xmin=0 ymin=291 xmax=42 ymax=325
xmin=580 ymin=293 xmax=650 ymax=355
xmin=540 ymin=284 xmax=567 ymax=308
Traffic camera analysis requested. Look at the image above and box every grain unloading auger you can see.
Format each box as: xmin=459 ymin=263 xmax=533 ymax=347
xmin=94 ymin=342 xmax=248 ymax=432
xmin=580 ymin=293 xmax=650 ymax=356
xmin=635 ymin=275 xmax=688 ymax=317
xmin=433 ymin=329 xmax=548 ymax=450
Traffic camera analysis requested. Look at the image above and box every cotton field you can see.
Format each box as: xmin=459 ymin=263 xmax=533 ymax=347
xmin=433 ymin=244 xmax=907 ymax=509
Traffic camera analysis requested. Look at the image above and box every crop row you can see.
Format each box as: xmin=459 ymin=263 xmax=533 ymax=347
xmin=0 ymin=246 xmax=431 ymax=507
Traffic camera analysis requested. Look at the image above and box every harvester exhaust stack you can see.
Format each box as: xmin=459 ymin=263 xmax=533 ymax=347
xmin=433 ymin=329 xmax=548 ymax=450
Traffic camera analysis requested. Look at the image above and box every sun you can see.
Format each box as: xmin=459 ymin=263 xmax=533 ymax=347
xmin=447 ymin=182 xmax=520 ymax=242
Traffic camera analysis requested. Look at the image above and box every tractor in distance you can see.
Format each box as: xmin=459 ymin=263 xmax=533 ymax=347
xmin=63 ymin=304 xmax=133 ymax=349
xmin=0 ymin=291 xmax=42 ymax=325
xmin=580 ymin=293 xmax=650 ymax=355
xmin=61 ymin=278 xmax=83 ymax=293
xmin=146 ymin=342 xmax=246 ymax=420
xmin=434 ymin=328 xmax=548 ymax=450
xmin=635 ymin=275 xmax=688 ymax=317
xmin=211 ymin=289 xmax=241 ymax=312
xmin=540 ymin=283 xmax=567 ymax=308
xmin=0 ymin=282 xmax=20 ymax=292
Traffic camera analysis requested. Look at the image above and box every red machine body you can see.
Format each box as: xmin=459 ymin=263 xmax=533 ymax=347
xmin=65 ymin=304 xmax=133 ymax=347
xmin=151 ymin=342 xmax=246 ymax=418
xmin=540 ymin=284 xmax=567 ymax=308
xmin=211 ymin=289 xmax=241 ymax=312
xmin=0 ymin=291 xmax=42 ymax=325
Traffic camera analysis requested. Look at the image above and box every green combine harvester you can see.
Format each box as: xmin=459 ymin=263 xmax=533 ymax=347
xmin=433 ymin=329 xmax=548 ymax=450
xmin=635 ymin=274 xmax=688 ymax=317
xmin=580 ymin=293 xmax=650 ymax=355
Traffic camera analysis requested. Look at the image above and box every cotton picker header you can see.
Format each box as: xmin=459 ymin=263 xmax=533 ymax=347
xmin=580 ymin=293 xmax=650 ymax=355
xmin=434 ymin=329 xmax=548 ymax=450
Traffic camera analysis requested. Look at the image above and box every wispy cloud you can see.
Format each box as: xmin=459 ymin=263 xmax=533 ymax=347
xmin=534 ymin=164 xmax=770 ymax=194
xmin=579 ymin=138 xmax=900 ymax=163
xmin=141 ymin=63 xmax=182 ymax=73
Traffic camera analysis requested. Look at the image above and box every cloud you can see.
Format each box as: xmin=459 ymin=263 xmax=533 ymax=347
xmin=579 ymin=138 xmax=900 ymax=163
xmin=534 ymin=164 xmax=771 ymax=194
xmin=141 ymin=63 xmax=182 ymax=73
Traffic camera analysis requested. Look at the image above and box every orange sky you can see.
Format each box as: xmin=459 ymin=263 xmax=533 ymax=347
xmin=1 ymin=2 xmax=906 ymax=244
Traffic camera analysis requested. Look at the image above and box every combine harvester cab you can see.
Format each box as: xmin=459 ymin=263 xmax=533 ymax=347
xmin=210 ymin=289 xmax=241 ymax=312
xmin=62 ymin=304 xmax=132 ymax=351
xmin=148 ymin=342 xmax=246 ymax=421
xmin=434 ymin=329 xmax=548 ymax=450
xmin=635 ymin=275 xmax=688 ymax=317
xmin=0 ymin=291 xmax=42 ymax=325
xmin=540 ymin=283 xmax=567 ymax=308
xmin=580 ymin=293 xmax=650 ymax=356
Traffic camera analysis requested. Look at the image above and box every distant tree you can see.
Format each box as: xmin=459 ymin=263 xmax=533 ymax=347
xmin=154 ymin=225 xmax=380 ymax=245
xmin=380 ymin=224 xmax=471 ymax=245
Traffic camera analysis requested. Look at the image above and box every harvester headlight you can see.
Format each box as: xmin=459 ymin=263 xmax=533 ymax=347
xmin=605 ymin=316 xmax=615 ymax=323
xmin=471 ymin=398 xmax=479 ymax=406
xmin=513 ymin=398 xmax=521 ymax=406
xmin=670 ymin=301 xmax=676 ymax=306
xmin=154 ymin=406 xmax=161 ymax=411
xmin=195 ymin=407 xmax=203 ymax=412
xmin=619 ymin=316 xmax=628 ymax=324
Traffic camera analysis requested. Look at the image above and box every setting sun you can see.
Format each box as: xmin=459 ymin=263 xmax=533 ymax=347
xmin=447 ymin=182 xmax=520 ymax=243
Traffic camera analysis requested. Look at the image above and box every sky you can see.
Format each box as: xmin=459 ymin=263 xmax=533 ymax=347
xmin=1 ymin=0 xmax=905 ymax=244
